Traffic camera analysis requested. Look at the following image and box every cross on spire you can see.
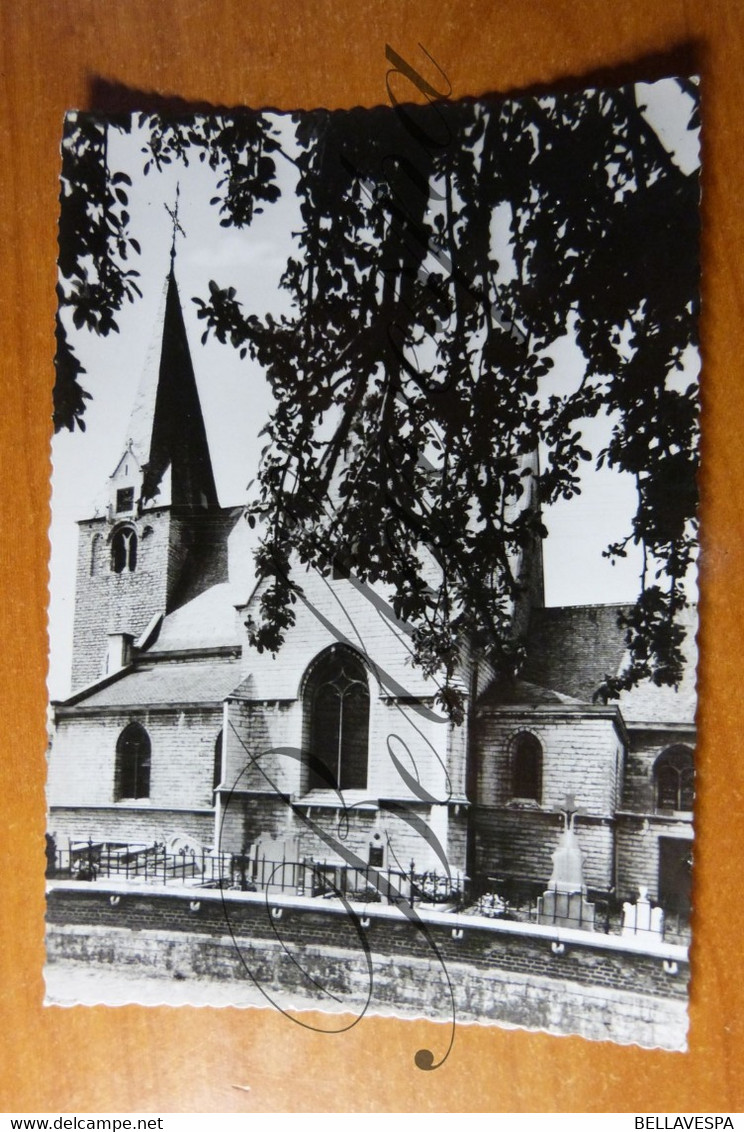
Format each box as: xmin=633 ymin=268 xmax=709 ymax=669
xmin=164 ymin=182 xmax=186 ymax=262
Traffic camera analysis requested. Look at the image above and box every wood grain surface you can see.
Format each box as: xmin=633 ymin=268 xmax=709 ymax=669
xmin=1 ymin=0 xmax=742 ymax=1113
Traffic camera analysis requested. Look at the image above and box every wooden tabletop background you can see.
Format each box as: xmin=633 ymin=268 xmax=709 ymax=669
xmin=1 ymin=0 xmax=742 ymax=1113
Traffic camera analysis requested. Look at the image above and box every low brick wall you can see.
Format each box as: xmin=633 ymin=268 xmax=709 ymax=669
xmin=45 ymin=882 xmax=689 ymax=1050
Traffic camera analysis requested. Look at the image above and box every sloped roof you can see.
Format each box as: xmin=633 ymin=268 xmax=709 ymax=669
xmin=227 ymin=673 xmax=255 ymax=698
xmin=521 ymin=604 xmax=631 ymax=702
xmin=125 ymin=276 xmax=170 ymax=471
xmin=88 ymin=267 xmax=219 ymax=518
xmin=519 ymin=603 xmax=697 ymax=726
xmin=66 ymin=658 xmax=244 ymax=709
xmin=478 ymin=678 xmax=585 ymax=708
xmin=616 ymin=655 xmax=697 ymax=726
xmin=151 ymin=583 xmax=243 ymax=652
xmin=141 ymin=268 xmax=219 ymax=508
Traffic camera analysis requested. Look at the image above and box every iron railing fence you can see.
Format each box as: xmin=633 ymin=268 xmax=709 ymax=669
xmin=53 ymin=840 xmax=233 ymax=887
xmin=233 ymin=852 xmax=465 ymax=908
xmin=469 ymin=878 xmax=691 ymax=944
xmin=48 ymin=841 xmax=690 ymax=943
xmin=49 ymin=840 xmax=465 ymax=909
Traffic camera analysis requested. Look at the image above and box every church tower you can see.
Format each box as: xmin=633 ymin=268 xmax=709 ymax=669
xmin=70 ymin=264 xmax=227 ymax=690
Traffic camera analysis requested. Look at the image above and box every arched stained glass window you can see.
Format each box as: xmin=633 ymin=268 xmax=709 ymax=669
xmin=511 ymin=731 xmax=542 ymax=802
xmin=115 ymin=722 xmax=151 ymax=800
xmin=305 ymin=647 xmax=370 ymax=791
xmin=655 ymin=745 xmax=694 ymax=812
xmin=111 ymin=526 xmax=137 ymax=573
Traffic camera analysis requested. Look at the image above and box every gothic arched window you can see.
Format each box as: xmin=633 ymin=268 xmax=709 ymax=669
xmin=654 ymin=745 xmax=694 ymax=812
xmin=111 ymin=526 xmax=137 ymax=573
xmin=115 ymin=722 xmax=151 ymax=800
xmin=304 ymin=647 xmax=370 ymax=791
xmin=511 ymin=731 xmax=542 ymax=802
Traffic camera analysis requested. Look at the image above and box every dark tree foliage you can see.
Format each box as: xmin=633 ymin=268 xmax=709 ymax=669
xmin=56 ymin=83 xmax=700 ymax=717
xmin=55 ymin=111 xmax=282 ymax=430
xmin=56 ymin=113 xmax=142 ymax=430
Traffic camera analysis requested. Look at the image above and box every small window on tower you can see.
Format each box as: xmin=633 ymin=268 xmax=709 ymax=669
xmin=116 ymin=487 xmax=135 ymax=513
xmin=111 ymin=527 xmax=138 ymax=573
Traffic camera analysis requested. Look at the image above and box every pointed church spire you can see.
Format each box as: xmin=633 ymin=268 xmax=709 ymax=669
xmin=106 ymin=254 xmax=219 ymax=515
xmin=70 ymin=249 xmax=225 ymax=690
xmin=139 ymin=263 xmax=219 ymax=510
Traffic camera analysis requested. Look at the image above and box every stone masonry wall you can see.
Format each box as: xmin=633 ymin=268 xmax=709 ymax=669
xmin=71 ymin=511 xmax=174 ymax=690
xmin=70 ymin=506 xmax=228 ymax=692
xmin=473 ymin=808 xmax=615 ymax=893
xmin=48 ymin=806 xmax=214 ymax=850
xmin=219 ymin=792 xmax=461 ymax=880
xmin=622 ymin=728 xmax=696 ymax=814
xmin=615 ymin=815 xmax=693 ymax=903
xmin=217 ymin=794 xmax=289 ymax=855
xmin=474 ymin=711 xmax=623 ymax=814
xmin=46 ymin=885 xmax=688 ymax=1000
xmin=222 ymin=578 xmax=459 ymax=870
xmin=239 ymin=567 xmax=447 ymax=701
xmin=45 ymin=885 xmax=689 ymax=1050
xmin=49 ymin=706 xmax=223 ymax=814
xmin=225 ymin=688 xmax=450 ymax=809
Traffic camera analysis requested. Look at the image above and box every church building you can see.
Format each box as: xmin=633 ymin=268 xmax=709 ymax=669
xmin=47 ymin=264 xmax=696 ymax=917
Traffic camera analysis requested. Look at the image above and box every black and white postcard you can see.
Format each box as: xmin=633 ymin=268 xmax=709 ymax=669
xmin=46 ymin=75 xmax=700 ymax=1060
